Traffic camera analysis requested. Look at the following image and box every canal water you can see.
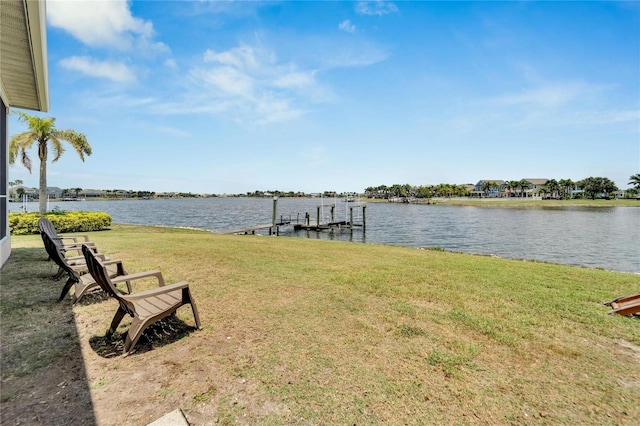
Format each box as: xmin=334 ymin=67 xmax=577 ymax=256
xmin=9 ymin=198 xmax=640 ymax=274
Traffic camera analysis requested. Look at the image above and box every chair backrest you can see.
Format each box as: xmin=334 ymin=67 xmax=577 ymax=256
xmin=42 ymin=231 xmax=76 ymax=278
xmin=82 ymin=245 xmax=134 ymax=316
xmin=38 ymin=217 xmax=58 ymax=240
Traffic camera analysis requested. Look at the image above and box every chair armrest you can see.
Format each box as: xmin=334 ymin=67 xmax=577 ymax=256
xmin=65 ymin=253 xmax=108 ymax=266
xmin=111 ymin=270 xmax=166 ymax=287
xmin=58 ymin=235 xmax=79 ymax=243
xmin=60 ymin=233 xmax=91 ymax=242
xmin=64 ymin=254 xmax=86 ymax=263
xmin=123 ymin=281 xmax=190 ymax=300
xmin=61 ymin=241 xmax=96 ymax=250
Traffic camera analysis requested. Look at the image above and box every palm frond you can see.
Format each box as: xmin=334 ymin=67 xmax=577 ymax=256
xmin=49 ymin=137 xmax=65 ymax=162
xmin=21 ymin=149 xmax=33 ymax=173
xmin=8 ymin=131 xmax=37 ymax=171
xmin=54 ymin=130 xmax=92 ymax=161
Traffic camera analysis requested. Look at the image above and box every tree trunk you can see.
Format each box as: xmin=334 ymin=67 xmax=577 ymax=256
xmin=38 ymin=140 xmax=48 ymax=215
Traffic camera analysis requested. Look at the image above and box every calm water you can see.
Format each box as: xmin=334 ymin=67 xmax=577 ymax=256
xmin=10 ymin=198 xmax=640 ymax=274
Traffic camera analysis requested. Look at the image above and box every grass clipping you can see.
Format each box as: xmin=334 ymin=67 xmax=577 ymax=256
xmin=2 ymin=224 xmax=639 ymax=425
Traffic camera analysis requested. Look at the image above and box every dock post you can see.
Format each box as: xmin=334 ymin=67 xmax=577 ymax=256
xmin=349 ymin=206 xmax=354 ymax=226
xmin=317 ymin=206 xmax=321 ymax=227
xmin=331 ymin=204 xmax=335 ymax=223
xmin=362 ymin=205 xmax=366 ymax=229
xmin=272 ymin=196 xmax=278 ymax=235
xmin=305 ymin=212 xmax=310 ymax=226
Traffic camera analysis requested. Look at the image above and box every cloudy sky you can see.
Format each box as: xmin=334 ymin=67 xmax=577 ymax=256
xmin=8 ymin=0 xmax=639 ymax=194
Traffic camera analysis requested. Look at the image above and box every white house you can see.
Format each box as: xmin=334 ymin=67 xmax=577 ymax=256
xmin=1 ymin=0 xmax=50 ymax=267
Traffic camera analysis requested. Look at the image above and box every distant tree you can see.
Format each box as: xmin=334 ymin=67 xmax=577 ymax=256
xmin=9 ymin=179 xmax=23 ymax=187
xmin=558 ymin=179 xmax=575 ymax=199
xmin=518 ymin=179 xmax=531 ymax=197
xmin=577 ymin=177 xmax=618 ymax=199
xmin=480 ymin=181 xmax=498 ymax=197
xmin=415 ymin=185 xmax=434 ymax=199
xmin=539 ymin=187 xmax=549 ymax=199
xmin=503 ymin=181 xmax=514 ymax=197
xmin=629 ymin=174 xmax=640 ymax=191
xmin=16 ymin=187 xmax=25 ymax=199
xmin=9 ymin=111 xmax=91 ymax=214
xmin=546 ymin=179 xmax=560 ymax=199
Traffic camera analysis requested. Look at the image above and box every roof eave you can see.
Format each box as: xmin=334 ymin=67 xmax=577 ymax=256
xmin=25 ymin=0 xmax=49 ymax=112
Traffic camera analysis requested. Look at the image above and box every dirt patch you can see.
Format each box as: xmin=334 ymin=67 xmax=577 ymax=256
xmin=615 ymin=339 xmax=640 ymax=362
xmin=75 ymin=314 xmax=289 ymax=425
xmin=1 ymin=355 xmax=94 ymax=425
xmin=614 ymin=340 xmax=640 ymax=392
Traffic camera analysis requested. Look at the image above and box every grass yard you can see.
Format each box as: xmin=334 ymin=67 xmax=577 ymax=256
xmin=1 ymin=224 xmax=638 ymax=425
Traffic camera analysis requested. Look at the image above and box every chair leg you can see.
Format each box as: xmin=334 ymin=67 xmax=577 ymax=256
xmin=54 ymin=267 xmax=64 ymax=280
xmin=108 ymin=307 xmax=127 ymax=336
xmin=184 ymin=288 xmax=202 ymax=329
xmin=72 ymin=281 xmax=97 ymax=305
xmin=123 ymin=317 xmax=154 ymax=356
xmin=57 ymin=276 xmax=77 ymax=302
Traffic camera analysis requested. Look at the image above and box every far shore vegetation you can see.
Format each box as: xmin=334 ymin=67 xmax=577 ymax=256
xmin=2 ymin=224 xmax=638 ymax=424
xmin=8 ymin=174 xmax=640 ymax=203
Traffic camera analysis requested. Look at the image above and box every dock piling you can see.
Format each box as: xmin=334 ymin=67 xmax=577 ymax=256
xmin=271 ymin=196 xmax=278 ymax=235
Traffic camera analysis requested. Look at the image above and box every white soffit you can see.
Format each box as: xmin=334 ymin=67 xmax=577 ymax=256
xmin=0 ymin=0 xmax=49 ymax=112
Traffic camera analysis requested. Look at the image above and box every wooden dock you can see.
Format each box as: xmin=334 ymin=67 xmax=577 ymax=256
xmin=216 ymin=197 xmax=366 ymax=235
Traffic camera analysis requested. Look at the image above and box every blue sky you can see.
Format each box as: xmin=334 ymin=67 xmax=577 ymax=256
xmin=8 ymin=0 xmax=640 ymax=194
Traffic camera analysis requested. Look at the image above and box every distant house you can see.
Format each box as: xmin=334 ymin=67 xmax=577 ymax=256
xmin=80 ymin=189 xmax=105 ymax=198
xmin=8 ymin=186 xmax=37 ymax=200
xmin=46 ymin=187 xmax=63 ymax=198
xmin=462 ymin=184 xmax=476 ymax=194
xmin=522 ymin=179 xmax=549 ymax=198
xmin=474 ymin=180 xmax=505 ymax=197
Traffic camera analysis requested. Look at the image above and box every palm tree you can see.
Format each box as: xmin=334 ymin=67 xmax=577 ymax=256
xmin=558 ymin=178 xmax=575 ymax=199
xmin=9 ymin=111 xmax=92 ymax=214
xmin=480 ymin=181 xmax=497 ymax=197
xmin=503 ymin=181 xmax=513 ymax=197
xmin=629 ymin=174 xmax=640 ymax=190
xmin=518 ymin=179 xmax=530 ymax=198
xmin=546 ymin=179 xmax=560 ymax=199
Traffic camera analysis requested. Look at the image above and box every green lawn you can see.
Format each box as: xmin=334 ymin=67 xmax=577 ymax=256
xmin=2 ymin=224 xmax=638 ymax=425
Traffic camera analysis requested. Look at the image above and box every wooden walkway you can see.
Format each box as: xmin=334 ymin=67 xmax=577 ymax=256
xmin=293 ymin=221 xmax=362 ymax=231
xmin=217 ymin=221 xmax=291 ymax=235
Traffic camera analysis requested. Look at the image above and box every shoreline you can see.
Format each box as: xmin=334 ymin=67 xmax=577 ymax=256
xmin=366 ymin=197 xmax=640 ymax=208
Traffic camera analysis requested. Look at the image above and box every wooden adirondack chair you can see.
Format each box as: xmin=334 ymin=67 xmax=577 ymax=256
xmin=41 ymin=232 xmax=130 ymax=303
xmin=82 ymin=245 xmax=202 ymax=356
xmin=606 ymin=292 xmax=640 ymax=316
xmin=38 ymin=217 xmax=95 ymax=254
xmin=38 ymin=217 xmax=99 ymax=278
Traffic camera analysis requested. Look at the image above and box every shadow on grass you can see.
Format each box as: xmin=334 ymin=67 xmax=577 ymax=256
xmin=89 ymin=315 xmax=199 ymax=358
xmin=0 ymin=247 xmax=96 ymax=425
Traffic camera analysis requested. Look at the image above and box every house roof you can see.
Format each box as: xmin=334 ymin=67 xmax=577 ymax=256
xmin=476 ymin=180 xmax=505 ymax=185
xmin=525 ymin=179 xmax=549 ymax=185
xmin=0 ymin=0 xmax=49 ymax=111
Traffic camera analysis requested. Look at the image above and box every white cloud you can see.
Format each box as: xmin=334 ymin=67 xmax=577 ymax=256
xmin=192 ymin=66 xmax=255 ymax=97
xmin=489 ymin=82 xmax=588 ymax=108
xmin=339 ymin=19 xmax=356 ymax=33
xmin=165 ymin=58 xmax=178 ymax=70
xmin=356 ymin=1 xmax=398 ymax=16
xmin=47 ymin=0 xmax=169 ymax=55
xmin=182 ymin=44 xmax=323 ymax=124
xmin=155 ymin=126 xmax=192 ymax=138
xmin=59 ymin=56 xmax=137 ymax=83
xmin=204 ymin=45 xmax=263 ymax=69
